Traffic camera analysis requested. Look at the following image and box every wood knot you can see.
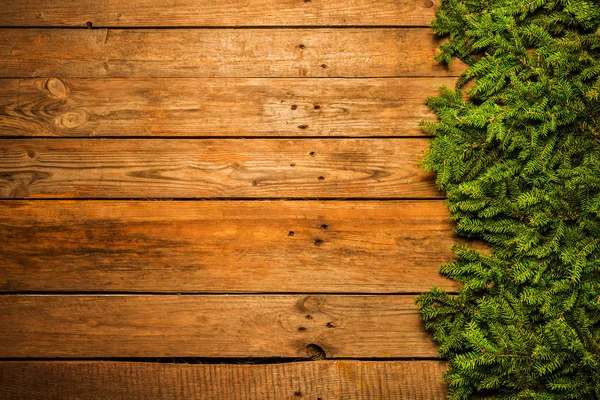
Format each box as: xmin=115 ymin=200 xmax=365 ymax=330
xmin=45 ymin=78 xmax=67 ymax=98
xmin=424 ymin=0 xmax=435 ymax=7
xmin=60 ymin=110 xmax=87 ymax=129
xmin=299 ymin=295 xmax=323 ymax=312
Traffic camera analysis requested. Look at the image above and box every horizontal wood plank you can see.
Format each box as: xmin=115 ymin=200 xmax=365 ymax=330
xmin=0 ymin=78 xmax=454 ymax=137
xmin=0 ymin=200 xmax=457 ymax=293
xmin=0 ymin=29 xmax=466 ymax=78
xmin=0 ymin=361 xmax=448 ymax=399
xmin=0 ymin=295 xmax=437 ymax=358
xmin=0 ymin=0 xmax=439 ymax=27
xmin=0 ymin=139 xmax=441 ymax=199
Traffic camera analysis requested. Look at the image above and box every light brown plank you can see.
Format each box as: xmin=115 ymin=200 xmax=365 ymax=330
xmin=0 ymin=200 xmax=457 ymax=293
xmin=0 ymin=78 xmax=453 ymax=137
xmin=0 ymin=0 xmax=439 ymax=27
xmin=0 ymin=29 xmax=466 ymax=78
xmin=0 ymin=361 xmax=448 ymax=399
xmin=0 ymin=295 xmax=437 ymax=358
xmin=0 ymin=139 xmax=440 ymax=199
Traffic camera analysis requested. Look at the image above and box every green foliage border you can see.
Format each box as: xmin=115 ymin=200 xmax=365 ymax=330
xmin=416 ymin=0 xmax=600 ymax=398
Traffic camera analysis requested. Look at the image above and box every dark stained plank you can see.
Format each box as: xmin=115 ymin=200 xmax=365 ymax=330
xmin=0 ymin=139 xmax=441 ymax=199
xmin=0 ymin=295 xmax=437 ymax=358
xmin=0 ymin=29 xmax=466 ymax=78
xmin=0 ymin=0 xmax=439 ymax=27
xmin=0 ymin=78 xmax=454 ymax=137
xmin=0 ymin=200 xmax=458 ymax=293
xmin=0 ymin=361 xmax=448 ymax=399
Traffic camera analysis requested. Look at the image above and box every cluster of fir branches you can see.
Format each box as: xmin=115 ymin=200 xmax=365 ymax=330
xmin=416 ymin=0 xmax=600 ymax=398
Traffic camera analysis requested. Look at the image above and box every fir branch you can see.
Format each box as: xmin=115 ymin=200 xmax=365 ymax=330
xmin=417 ymin=0 xmax=600 ymax=398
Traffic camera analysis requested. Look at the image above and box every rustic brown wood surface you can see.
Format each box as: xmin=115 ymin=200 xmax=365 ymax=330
xmin=0 ymin=1 xmax=457 ymax=394
xmin=0 ymin=139 xmax=440 ymax=199
xmin=0 ymin=200 xmax=458 ymax=293
xmin=0 ymin=0 xmax=439 ymax=27
xmin=0 ymin=361 xmax=448 ymax=400
xmin=0 ymin=78 xmax=454 ymax=137
xmin=0 ymin=295 xmax=437 ymax=358
xmin=0 ymin=29 xmax=466 ymax=78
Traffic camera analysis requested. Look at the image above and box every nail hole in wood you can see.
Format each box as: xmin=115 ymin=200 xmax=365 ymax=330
xmin=290 ymin=163 xmax=296 ymax=167
xmin=309 ymin=151 xmax=315 ymax=157
xmin=298 ymin=124 xmax=309 ymax=130
xmin=314 ymin=238 xmax=324 ymax=247
xmin=298 ymin=44 xmax=305 ymax=49
xmin=326 ymin=322 xmax=336 ymax=328
xmin=86 ymin=21 xmax=93 ymax=28
xmin=424 ymin=0 xmax=435 ymax=8
xmin=294 ymin=392 xmax=302 ymax=397
xmin=317 ymin=176 xmax=325 ymax=181
xmin=305 ymin=314 xmax=312 ymax=319
xmin=305 ymin=343 xmax=326 ymax=359
xmin=297 ymin=327 xmax=306 ymax=332
xmin=320 ymin=224 xmax=328 ymax=230
xmin=321 ymin=64 xmax=327 ymax=69
xmin=313 ymin=105 xmax=321 ymax=110
xmin=291 ymin=104 xmax=297 ymax=110
xmin=288 ymin=231 xmax=295 ymax=237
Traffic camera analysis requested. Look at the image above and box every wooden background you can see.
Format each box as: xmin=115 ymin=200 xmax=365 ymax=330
xmin=0 ymin=1 xmax=466 ymax=398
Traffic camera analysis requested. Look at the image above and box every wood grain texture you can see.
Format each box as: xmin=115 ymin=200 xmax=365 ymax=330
xmin=0 ymin=78 xmax=454 ymax=137
xmin=0 ymin=200 xmax=457 ymax=293
xmin=0 ymin=295 xmax=437 ymax=358
xmin=0 ymin=0 xmax=439 ymax=27
xmin=0 ymin=139 xmax=440 ymax=199
xmin=0 ymin=29 xmax=466 ymax=78
xmin=0 ymin=361 xmax=448 ymax=399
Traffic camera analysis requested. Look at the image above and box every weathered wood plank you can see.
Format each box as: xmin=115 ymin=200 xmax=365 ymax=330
xmin=0 ymin=361 xmax=448 ymax=399
xmin=0 ymin=29 xmax=466 ymax=78
xmin=0 ymin=295 xmax=437 ymax=358
xmin=0 ymin=78 xmax=453 ymax=137
xmin=0 ymin=0 xmax=439 ymax=27
xmin=0 ymin=200 xmax=457 ymax=293
xmin=0 ymin=139 xmax=440 ymax=199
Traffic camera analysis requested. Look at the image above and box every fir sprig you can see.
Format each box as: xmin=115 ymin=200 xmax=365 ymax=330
xmin=417 ymin=0 xmax=600 ymax=398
